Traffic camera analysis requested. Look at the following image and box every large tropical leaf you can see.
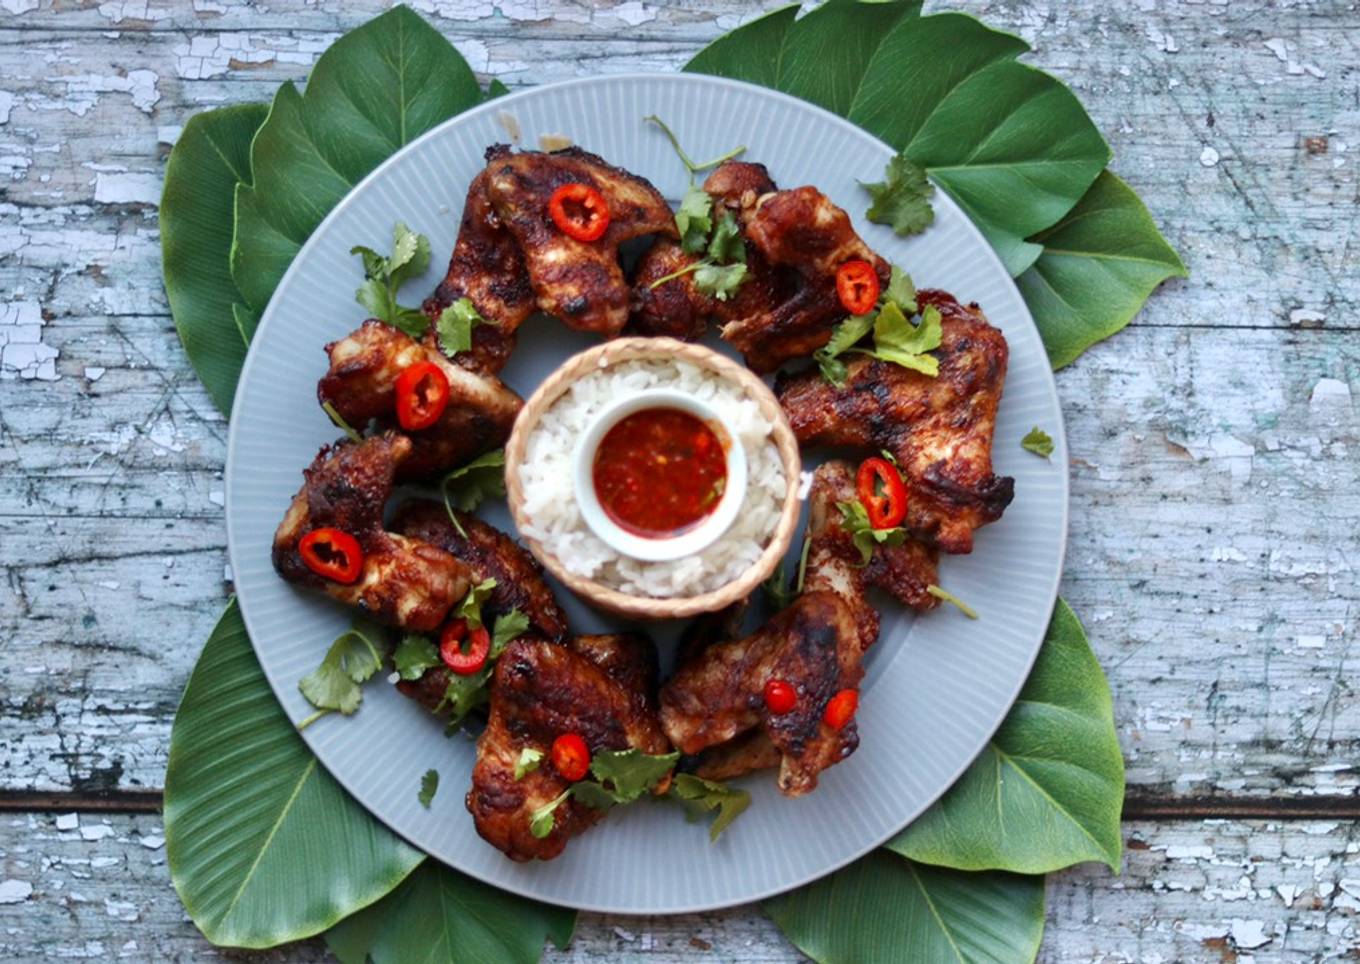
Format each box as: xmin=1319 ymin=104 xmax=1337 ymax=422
xmin=324 ymin=860 xmax=576 ymax=964
xmin=164 ymin=600 xmax=424 ymax=948
xmin=231 ymin=5 xmax=482 ymax=312
xmin=689 ymin=9 xmax=1110 ymax=277
xmin=1018 ymin=170 xmax=1188 ymax=368
xmin=887 ymin=599 xmax=1125 ymax=874
xmin=160 ymin=103 xmax=267 ymax=414
xmin=764 ymin=851 xmax=1045 ymax=964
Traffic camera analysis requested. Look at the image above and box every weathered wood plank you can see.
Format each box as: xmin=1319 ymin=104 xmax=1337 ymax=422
xmin=2 ymin=812 xmax=1357 ymax=961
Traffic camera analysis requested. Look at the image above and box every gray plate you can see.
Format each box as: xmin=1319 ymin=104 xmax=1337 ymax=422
xmin=226 ymin=73 xmax=1069 ymax=915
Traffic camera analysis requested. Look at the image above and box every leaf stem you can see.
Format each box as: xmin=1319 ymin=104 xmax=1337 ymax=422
xmin=648 ymin=260 xmax=705 ymax=289
xmin=297 ymin=708 xmax=331 ymax=731
xmin=322 ymin=401 xmax=362 ymax=443
xmin=644 ymin=115 xmax=746 ymax=182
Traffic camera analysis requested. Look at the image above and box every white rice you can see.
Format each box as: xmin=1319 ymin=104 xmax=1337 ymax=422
xmin=518 ymin=359 xmax=786 ymax=598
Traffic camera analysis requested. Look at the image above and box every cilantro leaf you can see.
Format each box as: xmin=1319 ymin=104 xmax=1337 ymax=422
xmin=837 ymin=499 xmax=907 ymax=565
xmin=435 ymin=297 xmax=487 ymax=357
xmin=441 ymin=450 xmax=507 ymax=535
xmin=670 ymin=774 xmax=751 ymax=842
xmin=298 ymin=620 xmax=385 ymax=718
xmin=418 ymin=769 xmax=439 ymax=808
xmin=852 ymin=302 xmax=942 ymax=377
xmin=676 ymin=186 xmax=713 ymax=254
xmin=392 ymin=634 xmax=439 ymax=681
xmin=454 ymin=578 xmax=498 ymax=630
xmin=862 ymin=153 xmax=936 ymax=237
xmin=351 ymin=222 xmax=431 ymax=336
xmin=815 ymin=312 xmax=875 ymax=385
xmin=884 ymin=264 xmax=917 ymax=314
xmin=529 ymin=788 xmax=572 ymax=839
xmin=927 ymin=584 xmax=979 ymax=619
xmin=707 ymin=211 xmax=745 ymax=264
xmin=436 ymin=665 xmax=493 ymax=729
xmin=693 ymin=261 xmax=748 ymax=301
xmin=1022 ymin=426 xmax=1055 ymax=459
xmin=569 ymin=781 xmax=621 ymax=812
xmin=490 ymin=609 xmax=530 ymax=656
xmin=514 ymin=748 xmax=543 ymax=781
xmin=589 ymin=748 xmax=680 ymax=803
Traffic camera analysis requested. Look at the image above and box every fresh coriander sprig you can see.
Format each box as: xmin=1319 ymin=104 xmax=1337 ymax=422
xmin=862 ymin=151 xmax=936 ymax=237
xmin=816 ymin=265 xmax=940 ymax=386
xmin=352 ymin=222 xmax=432 ymax=337
xmin=1021 ymin=427 xmax=1055 ymax=458
xmin=441 ymin=449 xmax=507 ymax=536
xmin=670 ymin=774 xmax=752 ymax=842
xmin=434 ymin=605 xmax=531 ymax=731
xmin=297 ymin=619 xmax=386 ymax=728
xmin=529 ymin=748 xmax=681 ymax=838
xmin=418 ymin=769 xmax=440 ymax=808
xmin=644 ymin=115 xmax=746 ymax=184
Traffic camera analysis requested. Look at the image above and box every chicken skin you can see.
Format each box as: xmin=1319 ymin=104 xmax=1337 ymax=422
xmin=272 ymin=433 xmax=470 ymax=631
xmin=776 ymin=290 xmax=1014 ymax=555
xmin=468 ymin=634 xmax=672 ymax=861
xmin=483 ymin=145 xmax=678 ymax=337
xmin=421 ymin=171 xmax=534 ymax=374
xmin=317 ymin=319 xmax=522 ymax=482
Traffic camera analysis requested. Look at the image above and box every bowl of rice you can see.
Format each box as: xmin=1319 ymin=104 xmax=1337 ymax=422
xmin=504 ymin=337 xmax=802 ymax=619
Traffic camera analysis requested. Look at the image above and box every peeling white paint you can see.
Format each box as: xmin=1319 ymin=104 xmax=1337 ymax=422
xmin=79 ymin=825 xmax=115 ymax=842
xmin=1200 ymin=146 xmax=1220 ymax=166
xmin=1229 ymin=918 xmax=1271 ymax=949
xmin=94 ymin=171 xmax=160 ymax=205
xmin=0 ymin=0 xmax=39 ymax=13
xmin=51 ymin=70 xmax=160 ymax=116
xmin=55 ymin=813 xmax=79 ymax=831
xmin=0 ymin=301 xmax=59 ymax=382
xmin=0 ymin=91 xmax=14 ymax=125
xmin=0 ymin=880 xmax=33 ymax=904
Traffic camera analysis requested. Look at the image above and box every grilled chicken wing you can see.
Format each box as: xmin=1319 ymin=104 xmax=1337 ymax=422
xmin=317 ymin=319 xmax=522 ymax=482
xmin=468 ymin=634 xmax=672 ymax=861
xmin=776 ymin=291 xmax=1014 ymax=555
xmin=483 ymin=144 xmax=678 ymax=337
xmin=629 ymin=161 xmax=781 ymax=340
xmin=421 ymin=171 xmax=533 ymax=374
xmin=806 ymin=460 xmax=940 ymax=620
xmin=722 ymin=185 xmax=889 ymax=372
xmin=272 ymin=433 xmax=470 ymax=631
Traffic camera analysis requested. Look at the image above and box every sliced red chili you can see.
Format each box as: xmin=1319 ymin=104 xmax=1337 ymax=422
xmin=823 ymin=689 xmax=859 ymax=730
xmin=763 ymin=679 xmax=797 ymax=715
xmin=550 ymin=733 xmax=591 ymax=782
xmin=298 ymin=527 xmax=363 ymax=584
xmin=439 ymin=619 xmax=491 ymax=676
xmin=548 ymin=183 xmax=610 ymax=242
xmin=857 ymin=457 xmax=907 ymax=530
xmin=836 ymin=259 xmax=880 ymax=316
xmin=395 ymin=361 xmax=450 ymax=432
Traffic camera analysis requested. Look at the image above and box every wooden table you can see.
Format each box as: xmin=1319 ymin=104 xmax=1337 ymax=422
xmin=1 ymin=1 xmax=1356 ymax=959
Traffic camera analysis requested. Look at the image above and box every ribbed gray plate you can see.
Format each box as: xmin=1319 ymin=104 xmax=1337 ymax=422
xmin=226 ymin=74 xmax=1068 ymax=915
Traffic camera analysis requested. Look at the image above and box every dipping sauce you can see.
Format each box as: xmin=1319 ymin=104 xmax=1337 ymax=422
xmin=592 ymin=407 xmax=728 ymax=538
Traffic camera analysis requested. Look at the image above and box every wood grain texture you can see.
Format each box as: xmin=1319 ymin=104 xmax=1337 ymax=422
xmin=1 ymin=0 xmax=1357 ymax=959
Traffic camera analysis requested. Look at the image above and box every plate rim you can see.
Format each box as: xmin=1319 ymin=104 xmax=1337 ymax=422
xmin=225 ymin=70 xmax=1071 ymax=914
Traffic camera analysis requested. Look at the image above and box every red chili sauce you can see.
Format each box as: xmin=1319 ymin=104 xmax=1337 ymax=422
xmin=592 ymin=407 xmax=728 ymax=538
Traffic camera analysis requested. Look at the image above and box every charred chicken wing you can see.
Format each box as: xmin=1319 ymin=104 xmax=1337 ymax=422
xmin=317 ymin=319 xmax=522 ymax=482
xmin=483 ymin=145 xmax=678 ymax=337
xmin=468 ymin=634 xmax=672 ymax=861
xmin=272 ymin=433 xmax=470 ymax=631
xmin=776 ymin=290 xmax=1014 ymax=554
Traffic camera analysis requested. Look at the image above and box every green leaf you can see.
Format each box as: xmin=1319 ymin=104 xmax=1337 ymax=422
xmin=862 ymin=152 xmax=935 ymax=237
xmin=392 ymin=634 xmax=439 ymax=681
xmin=764 ymin=851 xmax=1045 ymax=964
xmin=590 ymin=748 xmax=680 ymax=803
xmin=514 ymin=748 xmax=544 ymax=781
xmin=888 ymin=599 xmax=1125 ymax=873
xmin=442 ymin=449 xmax=507 ymax=516
xmin=165 ymin=600 xmax=423 ymax=948
xmin=324 ymin=860 xmax=576 ymax=964
xmin=454 ymin=578 xmax=498 ymax=630
xmin=676 ymin=186 xmax=713 ymax=253
xmin=351 ymin=222 xmax=434 ymax=336
xmin=232 ymin=6 xmax=482 ymax=311
xmin=297 ymin=621 xmax=384 ymax=716
xmin=490 ymin=609 xmax=531 ymax=656
xmin=884 ymin=264 xmax=916 ymax=313
xmin=693 ymin=261 xmax=748 ymax=300
xmin=529 ymin=788 xmax=573 ymax=839
xmin=836 ymin=499 xmax=907 ymax=565
xmin=670 ymin=774 xmax=751 ymax=842
xmin=688 ymin=1 xmax=924 ymax=116
xmin=857 ymin=302 xmax=941 ymax=376
xmin=437 ymin=666 xmax=493 ymax=728
xmin=1018 ymin=170 xmax=1188 ymax=369
xmin=848 ymin=13 xmax=1109 ymax=275
xmin=160 ymin=103 xmax=268 ymax=415
xmin=706 ymin=210 xmax=746 ymax=264
xmin=434 ymin=297 xmax=487 ymax=357
xmin=417 ymin=769 xmax=439 ymax=808
xmin=1021 ymin=426 xmax=1055 ymax=459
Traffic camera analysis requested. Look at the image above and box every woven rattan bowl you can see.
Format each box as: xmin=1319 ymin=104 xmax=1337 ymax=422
xmin=504 ymin=337 xmax=802 ymax=620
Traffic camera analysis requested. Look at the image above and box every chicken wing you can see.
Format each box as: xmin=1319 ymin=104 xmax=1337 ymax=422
xmin=483 ymin=144 xmax=678 ymax=337
xmin=721 ymin=185 xmax=889 ymax=372
xmin=805 ymin=460 xmax=940 ymax=620
xmin=317 ymin=319 xmax=522 ymax=482
xmin=421 ymin=171 xmax=533 ymax=374
xmin=468 ymin=634 xmax=672 ymax=861
xmin=272 ymin=433 xmax=471 ymax=631
xmin=776 ymin=290 xmax=1014 ymax=555
xmin=629 ymin=161 xmax=781 ymax=341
